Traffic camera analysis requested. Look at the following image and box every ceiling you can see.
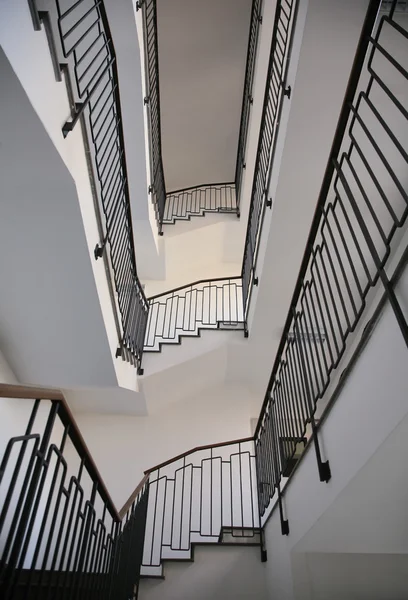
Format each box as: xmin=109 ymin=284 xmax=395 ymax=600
xmin=156 ymin=0 xmax=252 ymax=192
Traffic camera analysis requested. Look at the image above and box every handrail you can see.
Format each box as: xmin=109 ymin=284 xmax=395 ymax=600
xmin=0 ymin=383 xmax=145 ymax=522
xmin=148 ymin=274 xmax=241 ymax=301
xmin=144 ymin=436 xmax=254 ymax=474
xmin=118 ymin=473 xmax=150 ymax=519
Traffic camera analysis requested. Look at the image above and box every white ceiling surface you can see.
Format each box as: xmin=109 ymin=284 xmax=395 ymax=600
xmin=0 ymin=48 xmax=117 ymax=389
xmin=64 ymin=387 xmax=147 ymax=416
xmin=157 ymin=0 xmax=252 ymax=192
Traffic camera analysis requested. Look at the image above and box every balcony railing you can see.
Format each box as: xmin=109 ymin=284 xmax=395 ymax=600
xmin=162 ymin=183 xmax=238 ymax=224
xmin=138 ymin=0 xmax=263 ymax=227
xmin=144 ymin=277 xmax=245 ymax=352
xmin=241 ymin=0 xmax=299 ymax=322
xmin=235 ymin=0 xmax=263 ymax=209
xmin=0 ymin=385 xmax=149 ymax=600
xmin=255 ymin=0 xmax=408 ymax=529
xmin=30 ymin=0 xmax=149 ymax=373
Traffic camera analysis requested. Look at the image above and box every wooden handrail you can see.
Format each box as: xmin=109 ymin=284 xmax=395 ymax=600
xmin=144 ymin=436 xmax=254 ymax=474
xmin=0 ymin=383 xmax=148 ymax=521
xmin=0 ymin=384 xmax=64 ymax=401
xmin=148 ymin=275 xmax=242 ymax=301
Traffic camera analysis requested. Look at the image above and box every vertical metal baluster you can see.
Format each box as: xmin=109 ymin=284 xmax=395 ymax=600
xmin=3 ymin=401 xmax=59 ymax=600
xmin=293 ymin=309 xmax=331 ymax=482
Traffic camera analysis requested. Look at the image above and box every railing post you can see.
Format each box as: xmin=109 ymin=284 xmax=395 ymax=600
xmin=2 ymin=400 xmax=59 ymax=600
xmin=270 ymin=406 xmax=290 ymax=536
xmin=293 ymin=311 xmax=331 ymax=483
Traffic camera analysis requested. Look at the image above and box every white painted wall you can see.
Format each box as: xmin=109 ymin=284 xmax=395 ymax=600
xmin=73 ymin=382 xmax=254 ymax=507
xmin=156 ymin=0 xmax=252 ymax=192
xmin=0 ymin=47 xmax=131 ymax=388
xmin=0 ymin=3 xmax=137 ymax=389
xmin=295 ymin=552 xmax=408 ymax=600
xmin=261 ymin=266 xmax=408 ymax=600
xmin=139 ymin=544 xmax=268 ymax=600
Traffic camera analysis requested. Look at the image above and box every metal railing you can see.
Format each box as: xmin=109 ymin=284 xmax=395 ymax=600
xmin=144 ymin=277 xmax=245 ymax=352
xmin=163 ymin=183 xmax=238 ymax=224
xmin=255 ymin=0 xmax=408 ymax=530
xmin=142 ymin=438 xmax=260 ymax=575
xmin=0 ymin=386 xmax=149 ymax=600
xmin=241 ymin=0 xmax=299 ymax=321
xmin=31 ymin=0 xmax=149 ymax=372
xmin=138 ymin=0 xmax=263 ymax=227
xmin=235 ymin=0 xmax=263 ymax=209
xmin=142 ymin=0 xmax=299 ymax=350
xmin=137 ymin=0 xmax=166 ymax=234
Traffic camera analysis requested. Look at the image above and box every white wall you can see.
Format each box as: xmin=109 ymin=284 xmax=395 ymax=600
xmin=0 ymin=46 xmax=125 ymax=388
xmin=295 ymin=552 xmax=408 ymax=600
xmin=0 ymin=2 xmax=138 ymax=390
xmin=139 ymin=544 xmax=268 ymax=600
xmin=74 ymin=382 xmax=254 ymax=508
xmin=155 ymin=0 xmax=252 ymax=192
xmin=261 ymin=266 xmax=408 ymax=600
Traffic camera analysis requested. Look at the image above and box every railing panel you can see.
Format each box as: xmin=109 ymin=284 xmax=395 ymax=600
xmin=255 ymin=0 xmax=408 ymax=523
xmin=241 ymin=0 xmax=299 ymax=320
xmin=235 ymin=0 xmax=263 ymax=208
xmin=0 ymin=392 xmax=149 ymax=599
xmin=32 ymin=0 xmax=149 ymax=372
xmin=142 ymin=439 xmax=259 ymax=572
xmin=144 ymin=277 xmax=245 ymax=351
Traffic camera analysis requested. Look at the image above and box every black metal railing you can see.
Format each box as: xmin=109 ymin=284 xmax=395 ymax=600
xmin=0 ymin=386 xmax=149 ymax=600
xmin=241 ymin=0 xmax=299 ymax=321
xmin=144 ymin=277 xmax=245 ymax=351
xmin=138 ymin=0 xmax=263 ymax=227
xmin=163 ymin=183 xmax=238 ymax=223
xmin=254 ymin=0 xmax=408 ymax=530
xmin=31 ymin=0 xmax=149 ymax=372
xmin=141 ymin=438 xmax=260 ymax=576
xmin=235 ymin=0 xmax=263 ymax=209
xmin=137 ymin=0 xmax=166 ymax=234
